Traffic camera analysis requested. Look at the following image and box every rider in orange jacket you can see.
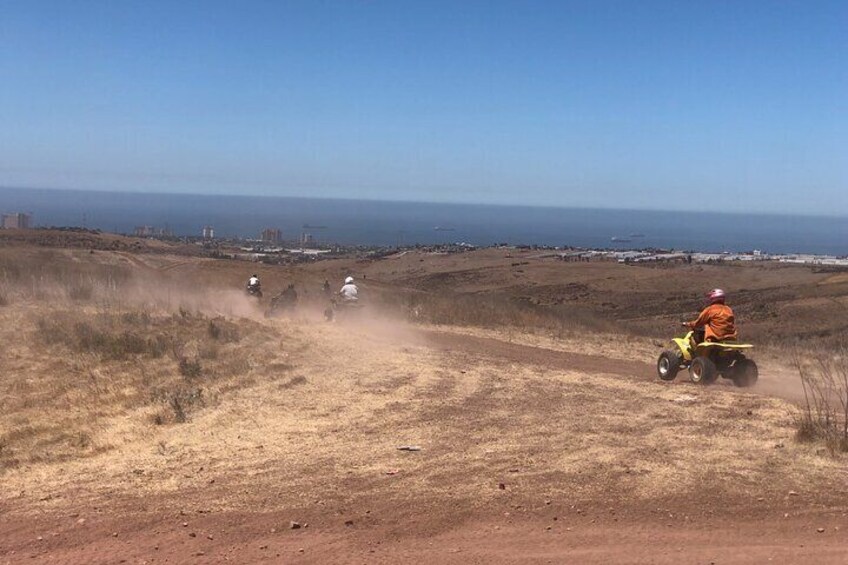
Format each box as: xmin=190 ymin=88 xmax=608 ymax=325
xmin=685 ymin=288 xmax=738 ymax=342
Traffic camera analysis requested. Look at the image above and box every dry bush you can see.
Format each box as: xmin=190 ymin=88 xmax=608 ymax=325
xmin=0 ymin=249 xmax=133 ymax=303
xmin=178 ymin=357 xmax=203 ymax=379
xmin=36 ymin=314 xmax=169 ymax=360
xmin=151 ymin=387 xmax=205 ymax=425
xmin=793 ymin=346 xmax=848 ymax=455
xmin=66 ymin=278 xmax=95 ymax=301
xmin=0 ymin=306 xmax=271 ymax=470
xmin=208 ymin=318 xmax=241 ymax=342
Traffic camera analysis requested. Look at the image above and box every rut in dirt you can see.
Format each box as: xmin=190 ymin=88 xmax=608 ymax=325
xmin=419 ymin=329 xmax=806 ymax=403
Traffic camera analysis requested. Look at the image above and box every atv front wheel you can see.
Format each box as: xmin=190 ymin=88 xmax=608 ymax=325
xmin=731 ymin=359 xmax=759 ymax=387
xmin=657 ymin=350 xmax=682 ymax=381
xmin=689 ymin=356 xmax=718 ymax=385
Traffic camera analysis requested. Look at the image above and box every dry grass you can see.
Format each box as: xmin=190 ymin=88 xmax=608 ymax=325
xmin=373 ymin=287 xmax=618 ymax=337
xmin=0 ymin=302 xmax=275 ymax=471
xmin=794 ymin=345 xmax=848 ymax=454
xmin=1 ymin=241 xmax=846 ymax=527
xmin=2 ymin=316 xmax=841 ymax=521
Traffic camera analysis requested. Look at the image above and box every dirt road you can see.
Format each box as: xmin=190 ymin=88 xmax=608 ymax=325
xmin=3 ymin=501 xmax=847 ymax=564
xmin=1 ymin=320 xmax=843 ymax=564
xmin=421 ymin=328 xmax=808 ymax=404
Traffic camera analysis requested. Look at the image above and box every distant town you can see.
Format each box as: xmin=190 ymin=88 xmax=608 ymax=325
xmin=2 ymin=209 xmax=847 ymax=267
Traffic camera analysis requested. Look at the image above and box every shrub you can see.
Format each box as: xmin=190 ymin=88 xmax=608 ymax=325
xmin=208 ymin=320 xmax=221 ymax=340
xmin=178 ymin=357 xmax=202 ymax=379
xmin=793 ymin=346 xmax=848 ymax=455
xmin=37 ymin=314 xmax=169 ymax=359
xmin=67 ymin=280 xmax=94 ymax=301
xmin=208 ymin=319 xmax=240 ymax=342
xmin=151 ymin=387 xmax=205 ymax=424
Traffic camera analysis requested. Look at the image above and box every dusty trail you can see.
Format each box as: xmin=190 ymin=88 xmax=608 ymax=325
xmin=3 ymin=503 xmax=847 ymax=564
xmin=421 ymin=329 xmax=656 ymax=379
xmin=418 ymin=327 xmax=807 ymax=403
xmin=0 ymin=316 xmax=835 ymax=564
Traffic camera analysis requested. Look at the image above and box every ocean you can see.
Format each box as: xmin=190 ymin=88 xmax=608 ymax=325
xmin=1 ymin=187 xmax=847 ymax=256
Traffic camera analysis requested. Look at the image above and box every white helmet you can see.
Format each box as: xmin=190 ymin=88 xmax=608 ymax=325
xmin=345 ymin=276 xmax=354 ymax=284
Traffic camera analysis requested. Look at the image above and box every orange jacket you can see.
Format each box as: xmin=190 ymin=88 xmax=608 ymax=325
xmin=688 ymin=303 xmax=738 ymax=342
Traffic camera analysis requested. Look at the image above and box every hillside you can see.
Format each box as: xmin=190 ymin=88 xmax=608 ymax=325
xmin=1 ymin=234 xmax=847 ymax=563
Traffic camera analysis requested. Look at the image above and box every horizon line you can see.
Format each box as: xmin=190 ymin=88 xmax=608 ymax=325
xmin=2 ymin=184 xmax=848 ymax=221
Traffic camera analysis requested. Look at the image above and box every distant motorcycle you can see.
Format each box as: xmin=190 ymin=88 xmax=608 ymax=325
xmin=265 ymin=284 xmax=297 ymax=318
xmin=246 ymin=282 xmax=263 ymax=299
xmin=325 ymin=296 xmax=363 ymax=322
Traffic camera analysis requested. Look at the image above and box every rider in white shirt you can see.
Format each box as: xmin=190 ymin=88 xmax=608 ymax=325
xmin=248 ymin=274 xmax=260 ymax=288
xmin=339 ymin=276 xmax=358 ymax=301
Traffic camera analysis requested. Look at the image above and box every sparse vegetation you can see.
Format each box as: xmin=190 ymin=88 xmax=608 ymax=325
xmin=151 ymin=387 xmax=205 ymax=424
xmin=377 ymin=289 xmax=616 ymax=336
xmin=1 ymin=297 xmax=272 ymax=470
xmin=793 ymin=346 xmax=848 ymax=454
xmin=36 ymin=314 xmax=169 ymax=360
xmin=178 ymin=357 xmax=203 ymax=379
xmin=208 ymin=318 xmax=241 ymax=342
xmin=3 ymin=232 xmax=848 ymax=562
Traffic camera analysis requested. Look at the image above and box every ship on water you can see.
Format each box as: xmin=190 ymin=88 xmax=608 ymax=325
xmin=610 ymin=236 xmax=631 ymax=243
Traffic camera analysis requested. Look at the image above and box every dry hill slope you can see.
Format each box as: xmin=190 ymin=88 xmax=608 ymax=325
xmin=1 ymin=236 xmax=847 ymax=563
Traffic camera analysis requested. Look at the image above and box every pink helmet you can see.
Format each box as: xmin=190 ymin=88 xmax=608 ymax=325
xmin=706 ymin=288 xmax=726 ymax=304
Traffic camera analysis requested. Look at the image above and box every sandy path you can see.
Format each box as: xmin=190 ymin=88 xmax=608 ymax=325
xmin=1 ymin=321 xmax=842 ymax=564
xmin=420 ymin=327 xmax=808 ymax=403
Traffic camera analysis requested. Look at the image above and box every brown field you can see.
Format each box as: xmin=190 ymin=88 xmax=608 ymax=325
xmin=1 ymin=231 xmax=847 ymax=564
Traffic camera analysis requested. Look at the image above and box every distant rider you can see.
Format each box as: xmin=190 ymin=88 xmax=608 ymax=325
xmin=339 ymin=276 xmax=358 ymax=302
xmin=247 ymin=274 xmax=261 ymax=292
xmin=684 ymin=288 xmax=737 ymax=343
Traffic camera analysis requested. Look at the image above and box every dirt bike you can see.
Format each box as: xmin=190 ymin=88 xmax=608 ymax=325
xmin=265 ymin=285 xmax=297 ymax=318
xmin=246 ymin=283 xmax=263 ymax=299
xmin=657 ymin=326 xmax=758 ymax=387
xmin=324 ymin=297 xmax=362 ymax=322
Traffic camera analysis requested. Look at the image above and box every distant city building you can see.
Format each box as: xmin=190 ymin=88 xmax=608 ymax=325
xmin=300 ymin=232 xmax=314 ymax=246
xmin=134 ymin=225 xmax=172 ymax=237
xmin=202 ymin=225 xmax=215 ymax=239
xmin=261 ymin=228 xmax=282 ymax=243
xmin=134 ymin=225 xmax=155 ymax=237
xmin=1 ymin=212 xmax=32 ymax=229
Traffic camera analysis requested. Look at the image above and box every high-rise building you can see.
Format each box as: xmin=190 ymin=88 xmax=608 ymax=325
xmin=1 ymin=212 xmax=32 ymax=229
xmin=261 ymin=228 xmax=282 ymax=243
xmin=134 ymin=225 xmax=155 ymax=237
xmin=300 ymin=232 xmax=314 ymax=246
xmin=202 ymin=226 xmax=215 ymax=239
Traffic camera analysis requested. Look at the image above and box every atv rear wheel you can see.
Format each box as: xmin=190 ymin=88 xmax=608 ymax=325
xmin=731 ymin=359 xmax=759 ymax=387
xmin=657 ymin=350 xmax=682 ymax=381
xmin=689 ymin=356 xmax=718 ymax=385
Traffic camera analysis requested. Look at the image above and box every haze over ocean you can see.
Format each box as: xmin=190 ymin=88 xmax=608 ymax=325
xmin=1 ymin=187 xmax=845 ymax=256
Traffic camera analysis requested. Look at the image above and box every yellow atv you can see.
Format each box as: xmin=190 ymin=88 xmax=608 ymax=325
xmin=657 ymin=328 xmax=758 ymax=387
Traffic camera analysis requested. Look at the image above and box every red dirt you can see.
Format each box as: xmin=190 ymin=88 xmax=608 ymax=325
xmin=3 ymin=497 xmax=847 ymax=564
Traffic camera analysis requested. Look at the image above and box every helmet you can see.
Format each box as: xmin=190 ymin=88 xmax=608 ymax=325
xmin=706 ymin=288 xmax=726 ymax=304
xmin=345 ymin=276 xmax=354 ymax=284
xmin=252 ymin=274 xmax=258 ymax=278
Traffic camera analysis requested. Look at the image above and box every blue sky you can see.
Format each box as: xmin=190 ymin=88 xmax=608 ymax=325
xmin=1 ymin=0 xmax=846 ymax=214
